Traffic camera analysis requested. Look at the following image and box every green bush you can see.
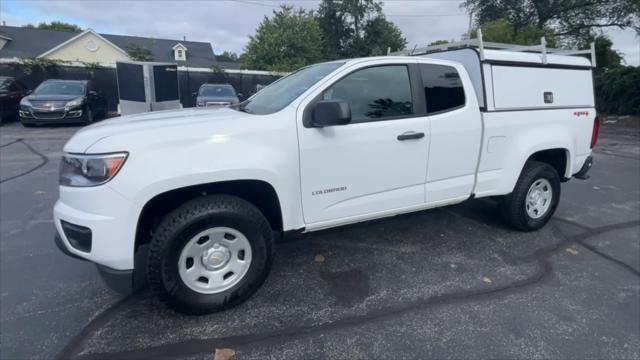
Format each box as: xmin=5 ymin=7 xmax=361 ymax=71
xmin=595 ymin=66 xmax=640 ymax=116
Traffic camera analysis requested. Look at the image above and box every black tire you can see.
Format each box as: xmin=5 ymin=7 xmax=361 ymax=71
xmin=147 ymin=195 xmax=273 ymax=314
xmin=84 ymin=107 xmax=94 ymax=125
xmin=499 ymin=161 xmax=561 ymax=231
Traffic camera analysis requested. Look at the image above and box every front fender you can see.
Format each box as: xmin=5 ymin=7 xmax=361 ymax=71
xmin=87 ymin=109 xmax=304 ymax=231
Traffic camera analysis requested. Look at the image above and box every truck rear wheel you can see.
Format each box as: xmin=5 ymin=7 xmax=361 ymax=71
xmin=147 ymin=195 xmax=273 ymax=314
xmin=500 ymin=161 xmax=560 ymax=231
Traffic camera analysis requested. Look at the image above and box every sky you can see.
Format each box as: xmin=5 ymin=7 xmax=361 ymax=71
xmin=1 ymin=0 xmax=638 ymax=65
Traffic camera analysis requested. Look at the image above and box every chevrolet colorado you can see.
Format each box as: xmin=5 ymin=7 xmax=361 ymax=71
xmin=54 ymin=48 xmax=598 ymax=314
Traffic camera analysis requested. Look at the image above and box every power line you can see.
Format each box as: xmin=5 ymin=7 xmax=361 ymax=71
xmin=387 ymin=13 xmax=467 ymax=17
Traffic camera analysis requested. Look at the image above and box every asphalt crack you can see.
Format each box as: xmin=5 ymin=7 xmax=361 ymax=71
xmin=0 ymin=138 xmax=50 ymax=184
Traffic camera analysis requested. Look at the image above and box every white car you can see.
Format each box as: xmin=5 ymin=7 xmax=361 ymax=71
xmin=54 ymin=47 xmax=598 ymax=314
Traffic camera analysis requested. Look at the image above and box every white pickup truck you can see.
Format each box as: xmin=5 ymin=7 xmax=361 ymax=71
xmin=54 ymin=43 xmax=598 ymax=314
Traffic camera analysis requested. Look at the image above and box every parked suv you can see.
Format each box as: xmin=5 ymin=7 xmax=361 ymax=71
xmin=195 ymin=83 xmax=240 ymax=108
xmin=54 ymin=53 xmax=598 ymax=314
xmin=0 ymin=77 xmax=30 ymax=124
xmin=20 ymin=79 xmax=108 ymax=127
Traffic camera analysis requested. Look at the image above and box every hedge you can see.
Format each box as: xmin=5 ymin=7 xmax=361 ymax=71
xmin=594 ymin=66 xmax=640 ymax=116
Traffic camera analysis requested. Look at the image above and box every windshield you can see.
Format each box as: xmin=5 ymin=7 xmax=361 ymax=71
xmin=199 ymin=85 xmax=236 ymax=97
xmin=238 ymin=62 xmax=344 ymax=115
xmin=34 ymin=82 xmax=85 ymax=96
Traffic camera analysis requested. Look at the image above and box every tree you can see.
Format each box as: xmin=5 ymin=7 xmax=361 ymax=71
xmin=360 ymin=16 xmax=406 ymax=55
xmin=244 ymin=6 xmax=324 ymax=72
xmin=316 ymin=0 xmax=406 ymax=58
xmin=126 ymin=42 xmax=154 ymax=61
xmin=317 ymin=0 xmax=351 ymax=60
xmin=216 ymin=51 xmax=240 ymax=62
xmin=471 ymin=19 xmax=557 ymax=46
xmin=428 ymin=40 xmax=451 ymax=46
xmin=585 ymin=35 xmax=623 ymax=69
xmin=463 ymin=0 xmax=640 ymax=43
xmin=595 ymin=66 xmax=640 ymax=115
xmin=23 ymin=21 xmax=82 ymax=32
xmin=339 ymin=0 xmax=381 ymax=42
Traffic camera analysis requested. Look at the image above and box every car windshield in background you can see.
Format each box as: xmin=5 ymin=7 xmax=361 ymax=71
xmin=34 ymin=82 xmax=84 ymax=96
xmin=238 ymin=62 xmax=345 ymax=115
xmin=199 ymin=85 xmax=235 ymax=97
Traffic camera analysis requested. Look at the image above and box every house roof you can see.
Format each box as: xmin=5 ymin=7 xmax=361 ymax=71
xmin=0 ymin=25 xmax=216 ymax=67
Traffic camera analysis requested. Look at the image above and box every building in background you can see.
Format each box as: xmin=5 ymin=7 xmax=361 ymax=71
xmin=0 ymin=25 xmax=220 ymax=68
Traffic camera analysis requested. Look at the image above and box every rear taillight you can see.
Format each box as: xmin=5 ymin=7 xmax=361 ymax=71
xmin=591 ymin=116 xmax=600 ymax=149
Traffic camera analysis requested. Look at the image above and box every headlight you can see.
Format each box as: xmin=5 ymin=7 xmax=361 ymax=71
xmin=59 ymin=152 xmax=128 ymax=187
xmin=65 ymin=97 xmax=84 ymax=108
xmin=20 ymin=97 xmax=32 ymax=106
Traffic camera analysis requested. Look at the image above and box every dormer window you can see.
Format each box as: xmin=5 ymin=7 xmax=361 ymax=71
xmin=173 ymin=43 xmax=187 ymax=61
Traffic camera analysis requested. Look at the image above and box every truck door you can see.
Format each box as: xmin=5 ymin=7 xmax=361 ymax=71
xmin=298 ymin=63 xmax=430 ymax=225
xmin=419 ymin=63 xmax=482 ymax=203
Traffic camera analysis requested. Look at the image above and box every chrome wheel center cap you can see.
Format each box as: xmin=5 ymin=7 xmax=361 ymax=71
xmin=201 ymin=244 xmax=230 ymax=270
xmin=531 ymin=191 xmax=541 ymax=203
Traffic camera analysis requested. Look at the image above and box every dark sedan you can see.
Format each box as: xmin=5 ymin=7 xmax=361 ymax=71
xmin=19 ymin=79 xmax=108 ymax=127
xmin=0 ymin=77 xmax=31 ymax=124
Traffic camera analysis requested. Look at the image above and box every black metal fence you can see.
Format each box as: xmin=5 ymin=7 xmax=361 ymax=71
xmin=0 ymin=63 xmax=282 ymax=112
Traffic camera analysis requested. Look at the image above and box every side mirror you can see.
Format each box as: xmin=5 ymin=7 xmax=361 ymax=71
xmin=311 ymin=100 xmax=351 ymax=127
xmin=237 ymin=93 xmax=244 ymax=99
xmin=89 ymin=90 xmax=98 ymax=96
xmin=26 ymin=90 xmax=33 ymax=95
xmin=192 ymin=92 xmax=198 ymax=98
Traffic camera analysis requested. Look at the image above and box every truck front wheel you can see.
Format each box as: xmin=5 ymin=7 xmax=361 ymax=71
xmin=147 ymin=195 xmax=273 ymax=314
xmin=500 ymin=161 xmax=561 ymax=231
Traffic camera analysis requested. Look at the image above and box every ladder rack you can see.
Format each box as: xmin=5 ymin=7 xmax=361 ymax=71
xmin=389 ymin=29 xmax=596 ymax=68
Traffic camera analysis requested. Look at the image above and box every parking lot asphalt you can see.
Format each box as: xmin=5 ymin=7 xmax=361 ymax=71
xmin=0 ymin=121 xmax=638 ymax=360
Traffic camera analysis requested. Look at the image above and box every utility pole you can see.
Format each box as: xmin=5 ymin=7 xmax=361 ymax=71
xmin=465 ymin=11 xmax=474 ymax=40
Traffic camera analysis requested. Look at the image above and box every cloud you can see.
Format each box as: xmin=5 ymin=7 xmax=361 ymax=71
xmin=0 ymin=0 xmax=637 ymax=64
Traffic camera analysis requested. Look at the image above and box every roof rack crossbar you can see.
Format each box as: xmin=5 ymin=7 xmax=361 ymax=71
xmin=390 ymin=32 xmax=596 ymax=68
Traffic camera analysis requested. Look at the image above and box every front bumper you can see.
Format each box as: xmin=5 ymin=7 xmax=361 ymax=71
xmin=53 ymin=184 xmax=141 ymax=270
xmin=20 ymin=107 xmax=87 ymax=125
xmin=53 ymin=184 xmax=144 ymax=294
xmin=54 ymin=233 xmax=136 ymax=295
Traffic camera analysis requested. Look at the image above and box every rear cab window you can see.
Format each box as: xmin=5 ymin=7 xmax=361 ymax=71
xmin=420 ymin=64 xmax=465 ymax=114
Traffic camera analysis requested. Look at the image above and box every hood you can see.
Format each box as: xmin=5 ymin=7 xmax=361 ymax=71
xmin=64 ymin=107 xmax=249 ymax=153
xmin=26 ymin=94 xmax=83 ymax=102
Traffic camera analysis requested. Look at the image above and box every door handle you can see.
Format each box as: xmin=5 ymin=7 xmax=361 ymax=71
xmin=397 ymin=131 xmax=425 ymax=141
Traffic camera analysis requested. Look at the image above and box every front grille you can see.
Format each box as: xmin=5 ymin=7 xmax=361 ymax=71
xmin=205 ymin=102 xmax=231 ymax=107
xmin=32 ymin=111 xmax=66 ymax=120
xmin=31 ymin=100 xmax=67 ymax=109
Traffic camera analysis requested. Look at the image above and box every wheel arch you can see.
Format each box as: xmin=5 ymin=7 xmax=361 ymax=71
xmin=526 ymin=148 xmax=571 ymax=180
xmin=134 ymin=179 xmax=283 ymax=254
